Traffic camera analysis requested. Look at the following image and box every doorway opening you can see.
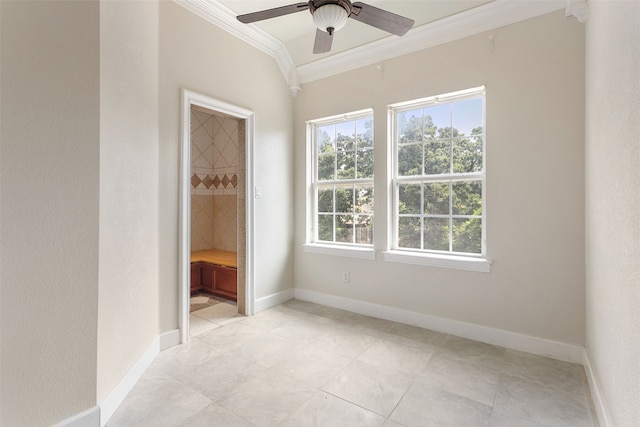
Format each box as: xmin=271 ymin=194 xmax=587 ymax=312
xmin=179 ymin=90 xmax=255 ymax=343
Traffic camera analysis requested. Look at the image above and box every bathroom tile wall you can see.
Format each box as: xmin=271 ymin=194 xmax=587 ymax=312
xmin=190 ymin=107 xmax=238 ymax=252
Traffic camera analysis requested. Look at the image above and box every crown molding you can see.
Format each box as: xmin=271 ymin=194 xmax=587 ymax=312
xmin=177 ymin=0 xmax=572 ymax=92
xmin=175 ymin=0 xmax=299 ymax=95
xmin=565 ymin=0 xmax=588 ymax=23
xmin=297 ymin=0 xmax=567 ymax=83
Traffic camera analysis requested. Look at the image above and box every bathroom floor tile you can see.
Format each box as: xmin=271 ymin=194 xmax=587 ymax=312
xmin=216 ymin=371 xmax=317 ymax=427
xmin=493 ymin=371 xmax=593 ymax=427
xmin=231 ymin=332 xmax=305 ymax=368
xmin=153 ymin=337 xmax=225 ymax=378
xmin=388 ymin=322 xmax=449 ymax=348
xmin=171 ymin=351 xmax=265 ymax=401
xmin=189 ymin=315 xmax=221 ymax=337
xmin=192 ymin=301 xmax=239 ymax=323
xmin=322 ymin=360 xmax=414 ymax=417
xmin=310 ymin=326 xmax=380 ymax=359
xmin=279 ymin=391 xmax=385 ymax=427
xmin=338 ymin=312 xmax=398 ymax=337
xmin=176 ymin=403 xmax=254 ymax=427
xmin=108 ymin=299 xmax=596 ymax=427
xmin=106 ymin=370 xmax=211 ymax=427
xmin=356 ymin=337 xmax=434 ymax=376
xmin=417 ymin=351 xmax=501 ymax=406
xmin=439 ymin=335 xmax=506 ymax=367
xmin=197 ymin=321 xmax=261 ymax=351
xmin=270 ymin=318 xmax=333 ymax=344
xmin=390 ymin=382 xmax=493 ymax=427
xmin=270 ymin=345 xmax=353 ymax=388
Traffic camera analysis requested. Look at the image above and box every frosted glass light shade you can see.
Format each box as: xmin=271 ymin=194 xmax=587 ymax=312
xmin=313 ymin=4 xmax=349 ymax=34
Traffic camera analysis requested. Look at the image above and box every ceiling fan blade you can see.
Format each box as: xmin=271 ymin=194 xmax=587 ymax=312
xmin=237 ymin=2 xmax=310 ymax=24
xmin=313 ymin=28 xmax=333 ymax=54
xmin=351 ymin=2 xmax=414 ymax=36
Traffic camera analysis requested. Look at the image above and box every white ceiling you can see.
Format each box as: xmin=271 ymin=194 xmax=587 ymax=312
xmin=215 ymin=0 xmax=494 ymax=66
xmin=178 ymin=0 xmax=580 ymax=93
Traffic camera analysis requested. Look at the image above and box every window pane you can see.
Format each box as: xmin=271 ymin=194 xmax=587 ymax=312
xmin=452 ymin=181 xmax=482 ymax=215
xmin=317 ymin=187 xmax=333 ymax=213
xmin=317 ymin=125 xmax=335 ymax=153
xmin=392 ymin=89 xmax=484 ymax=256
xmin=424 ymin=217 xmax=449 ymax=251
xmin=336 ymin=121 xmax=355 ymax=152
xmin=355 ymin=215 xmax=373 ymax=244
xmin=452 ymin=98 xmax=483 ymax=136
xmin=318 ymin=153 xmax=335 ymax=181
xmin=453 ymin=218 xmax=481 ymax=254
xmin=335 ymin=187 xmax=354 ymax=213
xmin=397 ymin=109 xmax=423 ymax=143
xmin=355 ymin=186 xmax=374 ymax=213
xmin=336 ymin=215 xmax=353 ymax=243
xmin=453 ymin=136 xmax=483 ymax=173
xmin=424 ymin=140 xmax=450 ymax=175
xmin=356 ymin=118 xmax=373 ymax=149
xmin=336 ymin=120 xmax=354 ymax=135
xmin=398 ymin=217 xmax=421 ymax=248
xmin=424 ymin=183 xmax=450 ymax=215
xmin=356 ymin=148 xmax=374 ymax=179
xmin=312 ymin=112 xmax=373 ymax=247
xmin=318 ymin=215 xmax=333 ymax=241
xmin=424 ymin=104 xmax=451 ymax=139
xmin=398 ymin=184 xmax=421 ymax=214
xmin=336 ymin=151 xmax=356 ymax=179
xmin=398 ymin=144 xmax=422 ymax=176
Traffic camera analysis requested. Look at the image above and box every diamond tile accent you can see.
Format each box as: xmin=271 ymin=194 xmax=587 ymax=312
xmin=222 ymin=175 xmax=230 ymax=188
xmin=203 ymin=175 xmax=214 ymax=189
xmin=191 ymin=174 xmax=202 ymax=188
xmin=231 ymin=174 xmax=238 ymax=188
xmin=213 ymin=175 xmax=221 ymax=189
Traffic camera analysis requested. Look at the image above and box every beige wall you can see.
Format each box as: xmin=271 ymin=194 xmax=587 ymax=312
xmin=294 ymin=11 xmax=586 ymax=345
xmin=159 ymin=1 xmax=295 ymax=330
xmin=585 ymin=1 xmax=640 ymax=424
xmin=0 ymin=1 xmax=100 ymax=425
xmin=97 ymin=0 xmax=159 ymax=402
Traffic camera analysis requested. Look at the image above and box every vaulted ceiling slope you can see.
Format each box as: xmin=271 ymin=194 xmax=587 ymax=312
xmin=175 ymin=0 xmax=586 ymax=95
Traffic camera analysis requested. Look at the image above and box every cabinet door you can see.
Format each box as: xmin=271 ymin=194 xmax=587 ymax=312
xmin=200 ymin=263 xmax=215 ymax=292
xmin=190 ymin=263 xmax=201 ymax=292
xmin=214 ymin=266 xmax=237 ymax=296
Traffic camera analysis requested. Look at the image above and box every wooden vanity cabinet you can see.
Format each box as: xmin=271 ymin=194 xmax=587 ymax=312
xmin=190 ymin=264 xmax=201 ymax=294
xmin=190 ymin=261 xmax=237 ymax=301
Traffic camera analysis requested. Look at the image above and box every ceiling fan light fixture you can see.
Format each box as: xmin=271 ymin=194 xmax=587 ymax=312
xmin=312 ymin=4 xmax=349 ymax=34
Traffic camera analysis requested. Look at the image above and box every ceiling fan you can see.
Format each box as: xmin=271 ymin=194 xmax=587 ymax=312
xmin=237 ymin=0 xmax=415 ymax=54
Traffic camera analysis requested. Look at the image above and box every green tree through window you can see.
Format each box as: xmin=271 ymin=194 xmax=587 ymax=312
xmin=393 ymin=89 xmax=485 ymax=255
xmin=312 ymin=112 xmax=374 ymax=245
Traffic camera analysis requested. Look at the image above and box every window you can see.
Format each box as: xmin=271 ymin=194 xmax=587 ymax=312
xmin=307 ymin=110 xmax=374 ymax=249
xmin=389 ymin=87 xmax=485 ymax=258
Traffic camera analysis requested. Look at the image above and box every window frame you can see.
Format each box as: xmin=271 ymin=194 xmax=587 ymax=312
xmin=304 ymin=109 xmax=376 ymax=259
xmin=384 ymin=87 xmax=491 ymax=272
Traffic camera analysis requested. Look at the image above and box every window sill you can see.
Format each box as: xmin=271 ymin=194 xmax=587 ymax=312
xmin=382 ymin=250 xmax=491 ymax=273
xmin=303 ymin=243 xmax=376 ymax=260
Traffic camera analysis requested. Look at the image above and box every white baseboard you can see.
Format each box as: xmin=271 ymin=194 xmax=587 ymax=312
xmin=99 ymin=337 xmax=161 ymax=426
xmin=57 ymin=406 xmax=100 ymax=427
xmin=583 ymin=350 xmax=612 ymax=427
xmin=294 ymin=289 xmax=584 ymax=364
xmin=57 ymin=330 xmax=180 ymax=427
xmin=160 ymin=329 xmax=180 ymax=351
xmin=255 ymin=288 xmax=294 ymax=313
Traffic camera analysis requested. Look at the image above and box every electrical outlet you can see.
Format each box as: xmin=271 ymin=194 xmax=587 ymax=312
xmin=342 ymin=272 xmax=350 ymax=283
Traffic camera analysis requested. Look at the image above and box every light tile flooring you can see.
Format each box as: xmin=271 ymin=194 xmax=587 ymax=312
xmin=188 ymin=294 xmax=243 ymax=337
xmin=108 ymin=299 xmax=597 ymax=427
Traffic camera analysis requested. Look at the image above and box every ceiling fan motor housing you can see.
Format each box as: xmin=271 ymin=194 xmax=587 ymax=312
xmin=310 ymin=0 xmax=353 ymax=34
